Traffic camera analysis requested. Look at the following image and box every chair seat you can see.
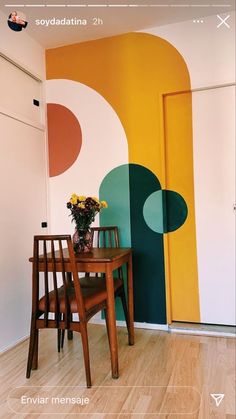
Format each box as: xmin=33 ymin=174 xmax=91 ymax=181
xmin=38 ymin=278 xmax=123 ymax=313
xmin=80 ymin=275 xmax=120 ymax=288
xmin=80 ymin=276 xmax=105 ymax=289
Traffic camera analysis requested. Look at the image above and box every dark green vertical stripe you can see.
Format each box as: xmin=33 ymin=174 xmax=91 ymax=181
xmin=129 ymin=164 xmax=166 ymax=324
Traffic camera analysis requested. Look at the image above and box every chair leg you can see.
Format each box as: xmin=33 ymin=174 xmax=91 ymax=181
xmin=32 ymin=329 xmax=39 ymax=370
xmin=57 ymin=329 xmax=61 ymax=353
xmin=119 ymin=287 xmax=131 ymax=343
xmin=67 ymin=313 xmax=73 ymax=341
xmin=67 ymin=313 xmax=73 ymax=342
xmin=67 ymin=330 xmax=73 ymax=340
xmin=57 ymin=314 xmax=62 ymax=352
xmin=26 ymin=317 xmax=37 ymax=378
xmin=80 ymin=322 xmax=92 ymax=388
xmin=58 ymin=312 xmax=74 ymax=349
xmin=61 ymin=313 xmax=73 ymax=349
xmin=61 ymin=329 xmax=65 ymax=348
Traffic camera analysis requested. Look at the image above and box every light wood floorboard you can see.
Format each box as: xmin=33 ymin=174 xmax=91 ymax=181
xmin=0 ymin=325 xmax=235 ymax=418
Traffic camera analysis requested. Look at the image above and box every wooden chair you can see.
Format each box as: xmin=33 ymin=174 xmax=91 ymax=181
xmin=26 ymin=235 xmax=123 ymax=388
xmin=60 ymin=226 xmax=130 ymax=348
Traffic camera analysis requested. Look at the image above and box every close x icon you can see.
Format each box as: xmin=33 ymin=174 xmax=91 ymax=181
xmin=217 ymin=14 xmax=230 ymax=28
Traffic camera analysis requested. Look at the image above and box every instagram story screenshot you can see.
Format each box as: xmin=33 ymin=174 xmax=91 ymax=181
xmin=0 ymin=0 xmax=235 ymax=417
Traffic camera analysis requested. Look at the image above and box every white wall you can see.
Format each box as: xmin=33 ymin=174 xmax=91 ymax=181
xmin=0 ymin=14 xmax=47 ymax=352
xmin=0 ymin=10 xmax=45 ymax=79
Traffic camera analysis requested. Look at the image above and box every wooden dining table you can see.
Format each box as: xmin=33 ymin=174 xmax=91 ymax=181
xmin=30 ymin=247 xmax=134 ymax=379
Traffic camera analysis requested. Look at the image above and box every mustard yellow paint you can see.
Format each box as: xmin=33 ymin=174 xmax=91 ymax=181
xmin=46 ymin=32 xmax=200 ymax=322
xmin=163 ymin=93 xmax=200 ymax=322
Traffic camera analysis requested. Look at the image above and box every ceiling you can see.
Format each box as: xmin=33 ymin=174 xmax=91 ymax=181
xmin=1 ymin=0 xmax=235 ymax=48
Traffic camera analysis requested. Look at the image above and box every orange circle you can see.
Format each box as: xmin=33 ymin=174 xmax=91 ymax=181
xmin=47 ymin=103 xmax=82 ymax=177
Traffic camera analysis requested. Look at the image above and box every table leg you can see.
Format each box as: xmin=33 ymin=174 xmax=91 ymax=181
xmin=105 ymin=265 xmax=119 ymax=379
xmin=127 ymin=254 xmax=134 ymax=345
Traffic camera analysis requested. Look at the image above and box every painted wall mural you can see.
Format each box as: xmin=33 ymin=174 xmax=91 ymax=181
xmin=46 ymin=33 xmax=200 ymax=324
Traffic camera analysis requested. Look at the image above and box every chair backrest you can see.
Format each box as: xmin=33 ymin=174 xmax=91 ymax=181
xmin=90 ymin=226 xmax=123 ymax=280
xmin=91 ymin=226 xmax=120 ymax=248
xmin=32 ymin=235 xmax=86 ymax=326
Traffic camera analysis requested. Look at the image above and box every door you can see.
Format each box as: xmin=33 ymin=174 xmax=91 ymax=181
xmin=164 ymin=85 xmax=235 ymax=325
xmin=0 ymin=55 xmax=48 ymax=352
xmin=192 ymin=85 xmax=235 ymax=325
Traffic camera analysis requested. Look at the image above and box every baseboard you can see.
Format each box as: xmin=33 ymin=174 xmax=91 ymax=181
xmin=0 ymin=334 xmax=29 ymax=355
xmin=169 ymin=327 xmax=236 ymax=338
xmin=90 ymin=318 xmax=235 ymax=337
xmin=89 ymin=318 xmax=169 ymax=331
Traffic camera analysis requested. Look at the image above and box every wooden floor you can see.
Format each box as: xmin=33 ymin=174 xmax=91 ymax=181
xmin=0 ymin=324 xmax=235 ymax=418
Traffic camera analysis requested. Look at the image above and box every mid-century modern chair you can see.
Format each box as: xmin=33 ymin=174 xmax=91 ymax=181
xmin=60 ymin=226 xmax=130 ymax=349
xmin=26 ymin=234 xmax=124 ymax=387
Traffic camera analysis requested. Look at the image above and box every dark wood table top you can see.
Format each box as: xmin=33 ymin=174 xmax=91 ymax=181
xmin=29 ymin=247 xmax=132 ymax=263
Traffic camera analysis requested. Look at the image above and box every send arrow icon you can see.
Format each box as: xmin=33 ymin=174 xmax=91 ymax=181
xmin=210 ymin=394 xmax=225 ymax=407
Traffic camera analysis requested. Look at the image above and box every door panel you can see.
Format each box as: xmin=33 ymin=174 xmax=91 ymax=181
xmin=164 ymin=86 xmax=235 ymax=325
xmin=192 ymin=86 xmax=235 ymax=325
xmin=0 ymin=55 xmax=42 ymax=125
xmin=0 ymin=113 xmax=47 ymax=352
xmin=0 ymin=54 xmax=47 ymax=351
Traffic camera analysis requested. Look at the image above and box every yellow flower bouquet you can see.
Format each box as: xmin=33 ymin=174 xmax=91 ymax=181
xmin=67 ymin=194 xmax=108 ymax=253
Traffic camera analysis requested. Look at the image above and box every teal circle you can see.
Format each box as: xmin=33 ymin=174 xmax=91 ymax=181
xmin=143 ymin=190 xmax=164 ymax=233
xmin=143 ymin=190 xmax=188 ymax=234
